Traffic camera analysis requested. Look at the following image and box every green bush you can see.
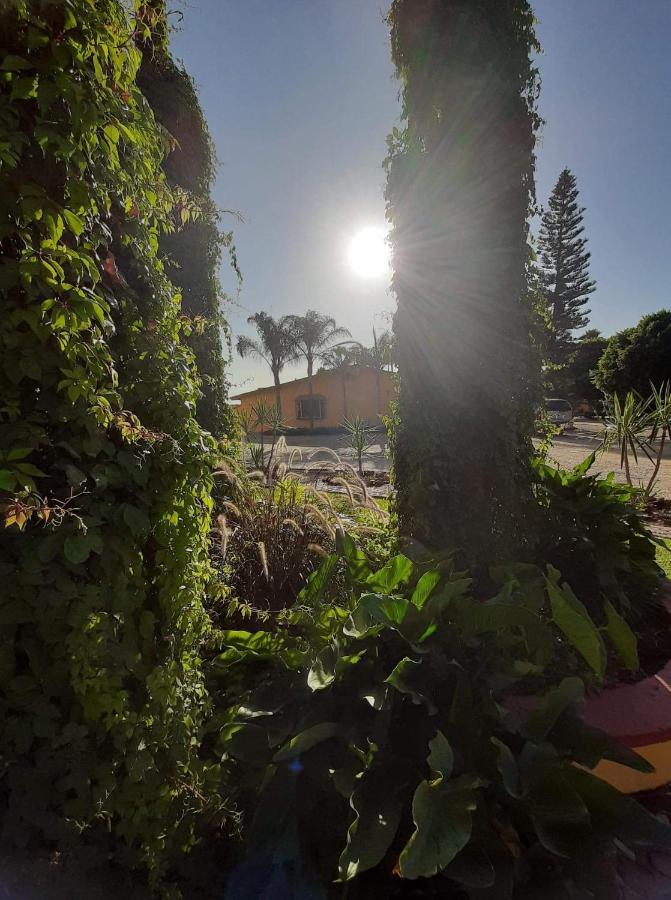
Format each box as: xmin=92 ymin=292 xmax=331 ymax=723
xmin=533 ymin=453 xmax=662 ymax=626
xmin=211 ymin=536 xmax=669 ymax=896
xmin=0 ymin=0 xmax=224 ymax=874
xmin=593 ymin=310 xmax=671 ymax=399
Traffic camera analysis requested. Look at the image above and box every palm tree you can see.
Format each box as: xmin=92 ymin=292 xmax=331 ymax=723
xmin=286 ymin=310 xmax=351 ymax=427
xmin=236 ymin=312 xmax=296 ymax=416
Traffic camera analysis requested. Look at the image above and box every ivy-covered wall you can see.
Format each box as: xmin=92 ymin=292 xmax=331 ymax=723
xmin=0 ymin=0 xmax=224 ymax=873
xmin=136 ymin=1 xmax=238 ymax=439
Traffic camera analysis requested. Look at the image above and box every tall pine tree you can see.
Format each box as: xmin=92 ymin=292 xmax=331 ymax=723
xmin=538 ymin=168 xmax=596 ymax=364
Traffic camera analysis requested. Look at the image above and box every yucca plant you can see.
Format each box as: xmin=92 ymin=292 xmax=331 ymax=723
xmin=645 ymin=381 xmax=671 ymax=497
xmin=601 ymin=384 xmax=671 ymax=496
xmin=237 ymin=399 xmax=285 ymax=476
xmin=601 ymin=391 xmax=654 ymax=487
xmin=342 ymin=415 xmax=378 ymax=475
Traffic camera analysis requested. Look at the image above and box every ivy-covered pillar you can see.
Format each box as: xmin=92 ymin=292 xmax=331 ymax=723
xmin=386 ymin=0 xmax=541 ymax=568
xmin=136 ymin=0 xmax=238 ymax=439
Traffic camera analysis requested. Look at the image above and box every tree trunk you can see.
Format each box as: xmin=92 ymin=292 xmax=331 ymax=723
xmin=307 ymin=354 xmax=314 ymax=431
xmin=387 ymin=0 xmax=540 ymax=571
xmin=273 ymin=368 xmax=282 ymax=418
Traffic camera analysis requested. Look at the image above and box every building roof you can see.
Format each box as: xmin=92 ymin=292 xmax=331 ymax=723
xmin=231 ymin=364 xmax=386 ymax=400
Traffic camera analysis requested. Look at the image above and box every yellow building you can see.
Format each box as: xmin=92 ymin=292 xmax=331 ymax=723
xmin=232 ymin=365 xmax=395 ymax=430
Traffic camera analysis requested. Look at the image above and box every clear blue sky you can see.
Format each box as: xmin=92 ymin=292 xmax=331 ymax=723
xmin=171 ymin=0 xmax=671 ymax=391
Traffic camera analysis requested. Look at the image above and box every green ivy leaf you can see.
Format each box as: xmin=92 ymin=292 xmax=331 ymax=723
xmin=10 ymin=74 xmax=38 ymax=101
xmin=122 ymin=503 xmax=151 ymax=536
xmin=63 ymin=532 xmax=93 ymax=564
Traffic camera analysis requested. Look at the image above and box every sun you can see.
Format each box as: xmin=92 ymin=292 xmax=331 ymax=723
xmin=347 ymin=226 xmax=391 ymax=278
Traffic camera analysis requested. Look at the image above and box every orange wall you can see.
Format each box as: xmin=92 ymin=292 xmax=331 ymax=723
xmin=233 ymin=366 xmax=395 ymax=429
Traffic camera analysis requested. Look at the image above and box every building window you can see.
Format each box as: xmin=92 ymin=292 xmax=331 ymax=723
xmin=296 ymin=396 xmax=325 ymax=420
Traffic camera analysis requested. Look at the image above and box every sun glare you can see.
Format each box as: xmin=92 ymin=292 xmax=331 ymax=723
xmin=347 ymin=227 xmax=390 ymax=278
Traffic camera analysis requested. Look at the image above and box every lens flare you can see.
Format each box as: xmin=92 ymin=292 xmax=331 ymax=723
xmin=347 ymin=227 xmax=391 ymax=278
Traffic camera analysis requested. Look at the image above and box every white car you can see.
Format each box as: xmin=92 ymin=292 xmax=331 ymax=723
xmin=545 ymin=398 xmax=574 ymax=427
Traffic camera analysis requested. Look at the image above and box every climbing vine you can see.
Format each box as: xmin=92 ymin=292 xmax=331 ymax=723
xmin=386 ymin=0 xmax=542 ymax=569
xmin=0 ymin=0 xmax=225 ymax=875
xmin=136 ymin=0 xmax=239 ymax=439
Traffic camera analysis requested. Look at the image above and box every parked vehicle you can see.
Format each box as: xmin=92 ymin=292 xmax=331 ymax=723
xmin=545 ymin=397 xmax=574 ymax=427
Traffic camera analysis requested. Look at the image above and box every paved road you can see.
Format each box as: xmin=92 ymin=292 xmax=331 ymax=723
xmin=251 ymin=419 xmax=671 ymax=497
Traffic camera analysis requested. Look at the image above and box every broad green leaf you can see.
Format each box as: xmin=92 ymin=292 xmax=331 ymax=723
xmin=385 ymin=657 xmax=436 ymax=712
xmin=491 ymin=737 xmax=520 ymax=798
xmin=399 ymin=776 xmax=477 ymax=879
xmin=549 ymin=714 xmax=653 ymax=774
xmin=62 ymin=208 xmax=85 ymax=237
xmin=6 ymin=447 xmax=31 ymax=461
xmin=211 ymin=629 xmax=307 ymax=671
xmin=338 ymin=767 xmax=403 ymax=880
xmin=604 ymin=599 xmax=639 ymax=672
xmin=528 ymin=769 xmax=596 ymax=857
xmin=298 ymin=553 xmax=338 ymax=605
xmin=345 ymin=592 xmax=408 ymax=638
xmin=572 ymin=452 xmax=597 ymax=476
xmin=411 ymin=570 xmax=441 ymax=608
xmin=520 ymin=677 xmax=584 ymax=742
xmin=565 ymin=765 xmax=671 ymax=850
xmin=273 ymin=722 xmax=339 ymax=761
xmin=427 ymin=730 xmax=454 ymax=780
xmin=308 ymin=645 xmax=337 ymax=691
xmin=336 ymin=530 xmax=372 ymax=581
xmin=0 ymin=55 xmax=32 ymax=71
xmin=546 ymin=574 xmax=606 ymax=676
xmin=365 ymin=554 xmax=414 ymax=593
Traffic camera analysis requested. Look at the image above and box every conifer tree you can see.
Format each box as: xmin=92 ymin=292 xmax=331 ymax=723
xmin=538 ymin=169 xmax=596 ymax=364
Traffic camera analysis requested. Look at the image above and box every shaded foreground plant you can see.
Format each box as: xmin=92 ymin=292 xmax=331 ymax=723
xmin=210 ymin=536 xmax=669 ymax=897
xmin=533 ymin=452 xmax=663 ymax=629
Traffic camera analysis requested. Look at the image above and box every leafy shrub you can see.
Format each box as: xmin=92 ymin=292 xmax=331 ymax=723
xmin=210 ymin=536 xmax=668 ymax=896
xmin=0 ymin=0 xmax=224 ymax=874
xmin=533 ymin=453 xmax=663 ymax=625
xmin=593 ymin=309 xmax=671 ymax=399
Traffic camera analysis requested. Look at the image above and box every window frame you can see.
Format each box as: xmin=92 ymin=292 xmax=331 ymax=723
xmin=296 ymin=395 xmax=326 ymax=420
